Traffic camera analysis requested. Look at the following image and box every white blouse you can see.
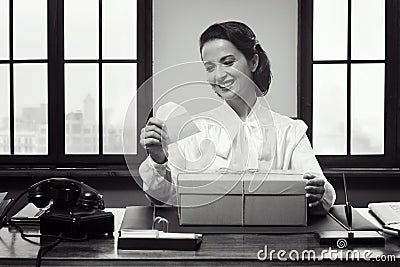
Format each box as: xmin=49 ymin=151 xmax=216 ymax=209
xmin=139 ymin=98 xmax=336 ymax=213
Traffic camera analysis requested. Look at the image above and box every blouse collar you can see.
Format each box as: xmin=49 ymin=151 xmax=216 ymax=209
xmin=202 ymin=97 xmax=275 ymax=141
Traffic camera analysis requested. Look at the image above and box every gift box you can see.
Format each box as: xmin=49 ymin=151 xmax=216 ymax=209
xmin=177 ymin=170 xmax=307 ymax=226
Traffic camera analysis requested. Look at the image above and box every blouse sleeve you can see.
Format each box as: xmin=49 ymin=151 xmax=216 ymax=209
xmin=290 ymin=120 xmax=336 ymax=214
xmin=138 ymin=120 xmax=206 ymax=206
xmin=138 ymin=155 xmax=177 ymax=205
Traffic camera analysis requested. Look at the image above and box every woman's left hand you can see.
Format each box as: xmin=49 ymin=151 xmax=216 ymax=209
xmin=304 ymin=173 xmax=325 ymax=208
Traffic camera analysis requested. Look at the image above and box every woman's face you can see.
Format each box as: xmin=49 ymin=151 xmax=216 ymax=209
xmin=201 ymin=39 xmax=257 ymax=101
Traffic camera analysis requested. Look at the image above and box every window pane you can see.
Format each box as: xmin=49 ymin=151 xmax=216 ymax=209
xmin=64 ymin=0 xmax=99 ymax=59
xmin=351 ymin=64 xmax=384 ymax=154
xmin=13 ymin=0 xmax=47 ymax=59
xmin=14 ymin=64 xmax=48 ymax=155
xmin=65 ymin=64 xmax=99 ymax=154
xmin=313 ymin=0 xmax=348 ymax=60
xmin=103 ymin=64 xmax=136 ymax=154
xmin=102 ymin=0 xmax=137 ymax=59
xmin=0 ymin=65 xmax=10 ymax=154
xmin=0 ymin=0 xmax=9 ymax=59
xmin=313 ymin=64 xmax=347 ymax=155
xmin=351 ymin=0 xmax=385 ymax=60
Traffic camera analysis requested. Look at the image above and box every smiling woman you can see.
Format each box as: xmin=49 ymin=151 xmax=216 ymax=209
xmin=200 ymin=22 xmax=271 ymax=96
xmin=199 ymin=21 xmax=271 ymax=120
xmin=202 ymin=39 xmax=256 ymax=105
xmin=138 ymin=21 xmax=336 ymax=215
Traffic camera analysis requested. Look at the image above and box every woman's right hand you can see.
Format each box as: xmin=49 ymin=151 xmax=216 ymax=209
xmin=140 ymin=117 xmax=168 ymax=164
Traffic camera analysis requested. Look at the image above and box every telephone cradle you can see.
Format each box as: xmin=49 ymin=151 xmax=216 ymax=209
xmin=40 ymin=209 xmax=114 ymax=238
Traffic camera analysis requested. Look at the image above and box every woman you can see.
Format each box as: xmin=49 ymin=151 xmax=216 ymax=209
xmin=139 ymin=21 xmax=335 ymax=214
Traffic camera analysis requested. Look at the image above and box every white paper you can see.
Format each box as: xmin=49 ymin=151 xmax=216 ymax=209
xmin=0 ymin=192 xmax=7 ymax=203
xmin=155 ymin=102 xmax=200 ymax=144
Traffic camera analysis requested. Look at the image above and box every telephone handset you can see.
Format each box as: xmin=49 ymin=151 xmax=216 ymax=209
xmin=28 ymin=178 xmax=105 ymax=213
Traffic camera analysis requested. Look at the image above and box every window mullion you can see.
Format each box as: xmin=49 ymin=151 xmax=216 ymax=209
xmin=99 ymin=0 xmax=103 ymax=155
xmin=347 ymin=0 xmax=351 ymax=156
xmin=9 ymin=0 xmax=14 ymax=155
xmin=387 ymin=0 xmax=400 ymax=166
xmin=55 ymin=0 xmax=66 ymax=166
xmin=47 ymin=0 xmax=58 ymax=165
xmin=298 ymin=0 xmax=314 ymax=142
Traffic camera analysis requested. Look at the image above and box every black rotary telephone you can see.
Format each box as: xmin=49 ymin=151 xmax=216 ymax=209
xmin=2 ymin=178 xmax=114 ymax=238
xmin=29 ymin=178 xmax=114 ymax=237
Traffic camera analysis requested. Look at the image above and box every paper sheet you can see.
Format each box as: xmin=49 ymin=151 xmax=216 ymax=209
xmin=0 ymin=192 xmax=7 ymax=203
xmin=156 ymin=102 xmax=200 ymax=144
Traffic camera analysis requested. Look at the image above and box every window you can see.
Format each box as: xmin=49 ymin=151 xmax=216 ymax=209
xmin=0 ymin=0 xmax=152 ymax=167
xmin=299 ymin=0 xmax=399 ymax=168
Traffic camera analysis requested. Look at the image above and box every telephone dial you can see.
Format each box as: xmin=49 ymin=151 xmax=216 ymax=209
xmin=27 ymin=178 xmax=114 ymax=238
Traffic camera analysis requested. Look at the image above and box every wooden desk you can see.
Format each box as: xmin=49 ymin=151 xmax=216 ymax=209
xmin=0 ymin=208 xmax=399 ymax=266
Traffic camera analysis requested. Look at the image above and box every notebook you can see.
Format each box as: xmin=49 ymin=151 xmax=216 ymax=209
xmin=368 ymin=202 xmax=400 ymax=235
xmin=0 ymin=192 xmax=11 ymax=221
xmin=9 ymin=203 xmax=46 ymax=225
xmin=368 ymin=202 xmax=400 ymax=225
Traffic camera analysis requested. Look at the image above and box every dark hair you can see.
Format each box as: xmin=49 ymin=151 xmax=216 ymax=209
xmin=199 ymin=21 xmax=272 ymax=96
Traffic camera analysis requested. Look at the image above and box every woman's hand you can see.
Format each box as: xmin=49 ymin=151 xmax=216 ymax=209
xmin=140 ymin=117 xmax=169 ymax=164
xmin=304 ymin=173 xmax=325 ymax=208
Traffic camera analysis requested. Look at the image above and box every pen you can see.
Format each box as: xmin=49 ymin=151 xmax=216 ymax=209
xmin=343 ymin=173 xmax=353 ymax=233
xmin=382 ymin=226 xmax=399 ymax=237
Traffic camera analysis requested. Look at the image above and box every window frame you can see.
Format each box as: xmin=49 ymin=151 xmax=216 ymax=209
xmin=298 ymin=0 xmax=400 ymax=168
xmin=0 ymin=0 xmax=152 ymax=168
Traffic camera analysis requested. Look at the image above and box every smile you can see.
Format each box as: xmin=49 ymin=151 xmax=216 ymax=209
xmin=217 ymin=80 xmax=235 ymax=90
